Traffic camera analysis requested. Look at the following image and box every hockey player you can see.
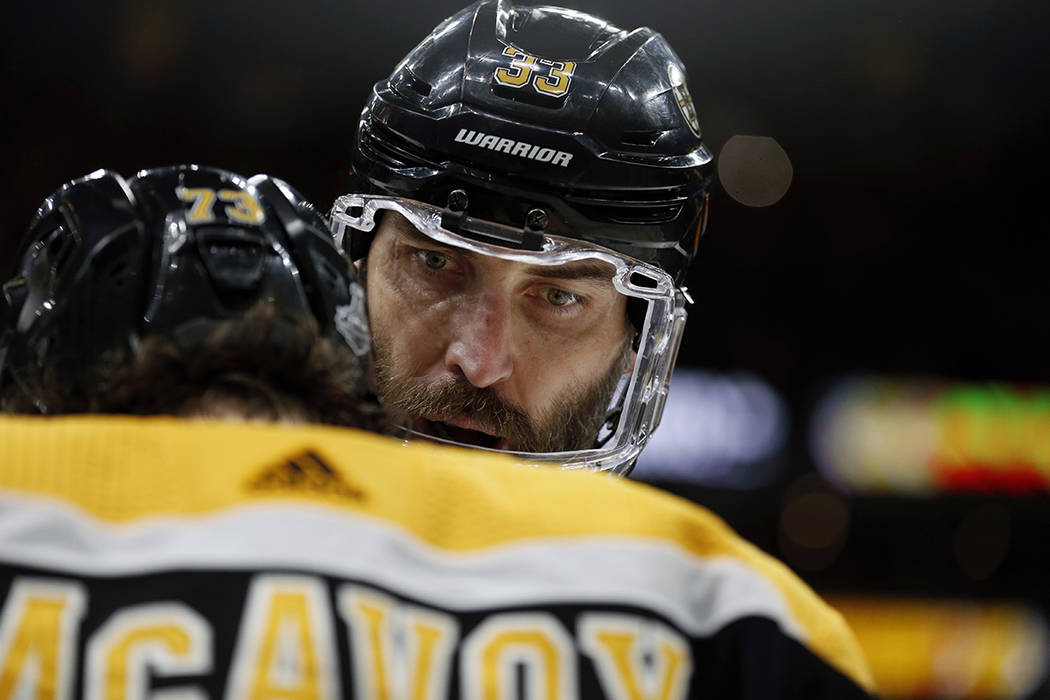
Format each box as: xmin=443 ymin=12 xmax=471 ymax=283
xmin=0 ymin=166 xmax=874 ymax=697
xmin=0 ymin=165 xmax=376 ymax=426
xmin=332 ymin=0 xmax=713 ymax=474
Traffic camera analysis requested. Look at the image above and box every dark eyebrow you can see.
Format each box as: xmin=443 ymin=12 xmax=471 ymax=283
xmin=522 ymin=260 xmax=615 ymax=282
xmin=390 ymin=216 xmax=613 ymax=283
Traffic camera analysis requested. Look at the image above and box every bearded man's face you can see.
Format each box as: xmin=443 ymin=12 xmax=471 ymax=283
xmin=364 ymin=212 xmax=634 ymax=452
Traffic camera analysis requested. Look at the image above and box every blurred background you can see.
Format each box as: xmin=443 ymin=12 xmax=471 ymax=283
xmin=3 ymin=0 xmax=1049 ymax=696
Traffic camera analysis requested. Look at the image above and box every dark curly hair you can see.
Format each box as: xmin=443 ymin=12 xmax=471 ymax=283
xmin=1 ymin=303 xmax=393 ymax=434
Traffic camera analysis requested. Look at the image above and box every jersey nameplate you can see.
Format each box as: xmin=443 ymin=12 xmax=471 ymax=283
xmin=0 ymin=572 xmax=693 ymax=699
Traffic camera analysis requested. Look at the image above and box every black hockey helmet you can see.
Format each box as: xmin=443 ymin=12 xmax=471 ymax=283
xmin=348 ymin=0 xmax=712 ymax=285
xmin=332 ymin=2 xmax=711 ymax=474
xmin=0 ymin=165 xmax=369 ymax=412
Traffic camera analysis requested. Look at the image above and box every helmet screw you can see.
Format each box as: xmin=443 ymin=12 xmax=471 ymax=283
xmin=525 ymin=208 xmax=548 ymax=231
xmin=447 ymin=189 xmax=468 ymax=212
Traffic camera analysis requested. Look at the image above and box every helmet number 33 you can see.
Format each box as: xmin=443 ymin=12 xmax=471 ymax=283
xmin=493 ymin=46 xmax=576 ymax=97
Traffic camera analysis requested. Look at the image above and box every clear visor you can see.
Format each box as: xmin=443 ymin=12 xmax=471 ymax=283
xmin=330 ymin=194 xmax=687 ymax=475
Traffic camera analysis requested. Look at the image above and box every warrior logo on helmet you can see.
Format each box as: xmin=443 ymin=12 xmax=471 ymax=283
xmin=668 ymin=63 xmax=701 ymax=137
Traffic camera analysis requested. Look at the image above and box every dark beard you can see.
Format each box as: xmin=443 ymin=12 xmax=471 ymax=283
xmin=372 ymin=334 xmax=632 ymax=453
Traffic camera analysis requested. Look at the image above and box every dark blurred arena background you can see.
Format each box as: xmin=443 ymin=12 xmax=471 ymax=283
xmin=3 ymin=1 xmax=1050 ymax=696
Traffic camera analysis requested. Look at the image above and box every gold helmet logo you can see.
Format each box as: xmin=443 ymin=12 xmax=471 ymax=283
xmin=668 ymin=64 xmax=701 ymax=138
xmin=493 ymin=46 xmax=577 ymax=97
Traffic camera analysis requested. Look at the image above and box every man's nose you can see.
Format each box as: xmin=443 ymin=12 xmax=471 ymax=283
xmin=443 ymin=292 xmax=513 ymax=388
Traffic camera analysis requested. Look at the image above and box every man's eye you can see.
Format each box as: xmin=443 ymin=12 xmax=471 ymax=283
xmin=544 ymin=287 xmax=581 ymax=307
xmin=416 ymin=249 xmax=450 ymax=270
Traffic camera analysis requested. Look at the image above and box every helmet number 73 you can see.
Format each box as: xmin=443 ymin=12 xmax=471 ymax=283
xmin=175 ymin=187 xmax=266 ymax=225
xmin=493 ymin=46 xmax=576 ymax=97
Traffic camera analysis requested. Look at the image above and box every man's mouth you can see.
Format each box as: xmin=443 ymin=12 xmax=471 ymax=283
xmin=413 ymin=417 xmax=510 ymax=451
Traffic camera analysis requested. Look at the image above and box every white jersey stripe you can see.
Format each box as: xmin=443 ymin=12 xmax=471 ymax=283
xmin=0 ymin=491 xmax=805 ymax=644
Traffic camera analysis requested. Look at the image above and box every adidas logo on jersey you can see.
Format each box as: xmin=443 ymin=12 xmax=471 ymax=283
xmin=453 ymin=128 xmax=574 ymax=167
xmin=246 ymin=450 xmax=365 ymax=501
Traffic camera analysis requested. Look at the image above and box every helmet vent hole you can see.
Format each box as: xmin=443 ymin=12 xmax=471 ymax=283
xmin=621 ymin=130 xmax=662 ymax=147
xmin=44 ymin=227 xmax=76 ymax=280
xmin=392 ymin=69 xmax=432 ymax=98
xmin=361 ymin=120 xmax=435 ymax=169
xmin=563 ymin=189 xmax=688 ymax=225
xmin=404 ymin=73 xmax=432 ymax=97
